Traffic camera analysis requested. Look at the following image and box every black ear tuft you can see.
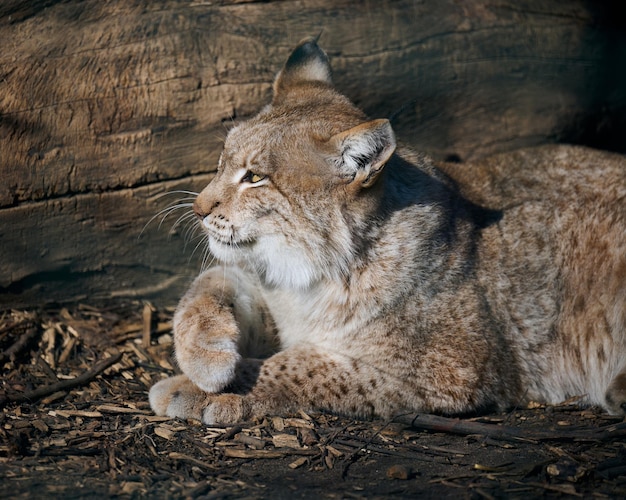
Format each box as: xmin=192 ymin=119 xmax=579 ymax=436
xmin=284 ymin=38 xmax=328 ymax=72
xmin=273 ymin=37 xmax=333 ymax=97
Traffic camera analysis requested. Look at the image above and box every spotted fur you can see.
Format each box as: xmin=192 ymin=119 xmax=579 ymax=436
xmin=150 ymin=38 xmax=626 ymax=424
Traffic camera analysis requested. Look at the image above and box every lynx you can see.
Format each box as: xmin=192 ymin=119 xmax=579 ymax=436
xmin=150 ymin=38 xmax=626 ymax=424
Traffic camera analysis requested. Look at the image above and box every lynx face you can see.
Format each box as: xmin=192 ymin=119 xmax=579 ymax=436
xmin=194 ymin=65 xmax=396 ymax=290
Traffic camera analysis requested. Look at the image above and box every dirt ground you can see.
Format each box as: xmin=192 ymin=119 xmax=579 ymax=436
xmin=1 ymin=300 xmax=625 ymax=499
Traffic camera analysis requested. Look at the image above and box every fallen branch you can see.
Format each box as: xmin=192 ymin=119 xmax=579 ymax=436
xmin=0 ymin=352 xmax=123 ymax=407
xmin=395 ymin=413 xmax=626 ymax=443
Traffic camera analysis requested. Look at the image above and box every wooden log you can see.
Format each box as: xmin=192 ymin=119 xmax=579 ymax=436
xmin=0 ymin=174 xmax=212 ymax=308
xmin=1 ymin=0 xmax=624 ymax=307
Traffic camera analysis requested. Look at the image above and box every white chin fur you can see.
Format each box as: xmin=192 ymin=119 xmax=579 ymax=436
xmin=207 ymin=237 xmax=241 ymax=263
xmin=208 ymin=234 xmax=321 ymax=290
xmin=254 ymin=237 xmax=320 ymax=290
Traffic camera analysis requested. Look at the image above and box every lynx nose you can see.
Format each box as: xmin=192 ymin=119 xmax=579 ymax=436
xmin=193 ymin=202 xmax=206 ymax=220
xmin=194 ymin=200 xmax=221 ymax=221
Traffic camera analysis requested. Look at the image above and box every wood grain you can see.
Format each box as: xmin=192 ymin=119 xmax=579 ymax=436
xmin=1 ymin=0 xmax=625 ymax=307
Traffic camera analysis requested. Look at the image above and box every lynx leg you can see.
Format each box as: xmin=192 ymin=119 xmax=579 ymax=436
xmin=151 ymin=347 xmax=401 ymax=425
xmin=605 ymin=370 xmax=626 ymax=415
xmin=173 ymin=278 xmax=240 ymax=393
xmin=153 ymin=343 xmax=493 ymax=425
xmin=198 ymin=346 xmax=418 ymax=425
xmin=173 ymin=266 xmax=274 ymax=394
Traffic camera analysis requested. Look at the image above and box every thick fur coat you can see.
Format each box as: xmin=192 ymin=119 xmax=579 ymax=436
xmin=150 ymin=39 xmax=626 ymax=424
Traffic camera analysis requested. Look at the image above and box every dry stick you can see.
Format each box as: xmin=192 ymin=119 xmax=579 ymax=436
xmin=142 ymin=303 xmax=154 ymax=348
xmin=0 ymin=325 xmax=39 ymax=365
xmin=341 ymin=419 xmax=395 ymax=479
xmin=0 ymin=351 xmax=123 ymax=407
xmin=394 ymin=413 xmax=626 ymax=443
xmin=0 ymin=318 xmax=35 ymax=340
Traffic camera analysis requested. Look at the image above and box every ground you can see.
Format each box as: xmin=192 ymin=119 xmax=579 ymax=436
xmin=1 ymin=301 xmax=625 ymax=499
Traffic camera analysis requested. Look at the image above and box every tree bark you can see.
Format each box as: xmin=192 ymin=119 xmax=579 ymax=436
xmin=1 ymin=0 xmax=625 ymax=307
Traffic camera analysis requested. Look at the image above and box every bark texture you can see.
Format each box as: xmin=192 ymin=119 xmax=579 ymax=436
xmin=1 ymin=0 xmax=625 ymax=307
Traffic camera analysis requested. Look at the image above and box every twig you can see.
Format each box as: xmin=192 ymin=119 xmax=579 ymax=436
xmin=0 ymin=351 xmax=123 ymax=407
xmin=142 ymin=303 xmax=155 ymax=348
xmin=341 ymin=419 xmax=394 ymax=479
xmin=0 ymin=318 xmax=35 ymax=340
xmin=217 ymin=425 xmax=243 ymax=442
xmin=394 ymin=413 xmax=626 ymax=443
xmin=334 ymin=437 xmax=449 ymax=463
xmin=0 ymin=325 xmax=39 ymax=364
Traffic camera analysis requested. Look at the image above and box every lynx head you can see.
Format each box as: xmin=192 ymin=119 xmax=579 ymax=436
xmin=194 ymin=38 xmax=396 ymax=290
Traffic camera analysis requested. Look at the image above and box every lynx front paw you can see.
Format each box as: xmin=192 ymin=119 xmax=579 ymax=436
xmin=149 ymin=375 xmax=209 ymax=421
xmin=605 ymin=371 xmax=626 ymax=415
xmin=202 ymin=394 xmax=245 ymax=425
xmin=149 ymin=375 xmax=246 ymax=424
xmin=176 ymin=337 xmax=241 ymax=394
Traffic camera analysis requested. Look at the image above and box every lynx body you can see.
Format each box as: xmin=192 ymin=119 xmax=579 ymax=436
xmin=150 ymin=39 xmax=626 ymax=424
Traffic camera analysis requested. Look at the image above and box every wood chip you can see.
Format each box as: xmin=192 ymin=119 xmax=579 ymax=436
xmin=40 ymin=391 xmax=67 ymax=405
xmin=297 ymin=410 xmax=313 ymax=421
xmin=387 ymin=464 xmax=412 ymax=480
xmin=32 ymin=420 xmax=49 ymax=433
xmin=272 ymin=433 xmax=301 ymax=449
xmin=127 ymin=342 xmax=150 ymax=362
xmin=47 ymin=437 xmax=68 ymax=447
xmin=299 ymin=427 xmax=319 ymax=446
xmin=272 ymin=416 xmax=285 ymax=431
xmin=283 ymin=418 xmax=314 ymax=429
xmin=326 ymin=445 xmax=343 ymax=458
xmin=546 ymin=459 xmax=587 ymax=482
xmin=223 ymin=448 xmax=287 ymax=459
xmin=51 ymin=410 xmax=103 ymax=418
xmin=142 ymin=303 xmax=155 ymax=347
xmin=96 ymin=404 xmax=151 ymax=414
xmin=154 ymin=426 xmax=176 ymax=440
xmin=289 ymin=457 xmax=308 ymax=469
xmin=474 ymin=463 xmax=513 ymax=472
xmin=238 ymin=434 xmax=266 ymax=449
xmin=168 ymin=452 xmax=216 ymax=469
xmin=142 ymin=415 xmax=173 ymax=423
xmin=41 ymin=327 xmax=57 ymax=369
xmin=121 ymin=482 xmax=146 ymax=494
xmin=157 ymin=334 xmax=173 ymax=345
xmin=157 ymin=358 xmax=175 ymax=371
xmin=527 ymin=401 xmax=544 ymax=409
xmin=58 ymin=336 xmax=78 ymax=365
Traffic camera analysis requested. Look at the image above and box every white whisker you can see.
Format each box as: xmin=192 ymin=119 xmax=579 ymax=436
xmin=185 ymin=228 xmax=206 ymax=255
xmin=201 ymin=240 xmax=216 ymax=272
xmin=153 ymin=190 xmax=200 ymax=199
xmin=170 ymin=210 xmax=196 ymax=233
xmin=140 ymin=190 xmax=200 ymax=239
xmin=142 ymin=188 xmax=218 ymax=273
xmin=180 ymin=217 xmax=201 ymax=246
xmin=181 ymin=227 xmax=201 ymax=253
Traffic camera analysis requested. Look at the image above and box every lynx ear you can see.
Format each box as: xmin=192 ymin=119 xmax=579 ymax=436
xmin=329 ymin=119 xmax=396 ymax=188
xmin=273 ymin=37 xmax=332 ymax=98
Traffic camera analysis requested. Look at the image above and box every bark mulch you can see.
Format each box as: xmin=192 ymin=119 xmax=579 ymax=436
xmin=1 ymin=301 xmax=625 ymax=499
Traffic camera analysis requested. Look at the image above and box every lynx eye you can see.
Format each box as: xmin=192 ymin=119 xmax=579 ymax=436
xmin=241 ymin=171 xmax=267 ymax=184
